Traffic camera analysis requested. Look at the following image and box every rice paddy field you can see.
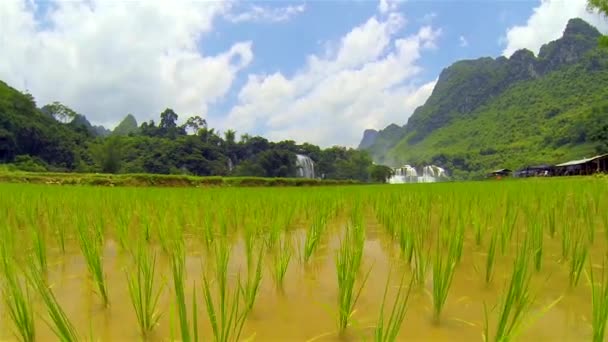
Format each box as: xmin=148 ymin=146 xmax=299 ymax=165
xmin=1 ymin=177 xmax=608 ymax=341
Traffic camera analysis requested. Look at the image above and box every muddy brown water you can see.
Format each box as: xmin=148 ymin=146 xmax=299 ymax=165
xmin=0 ymin=220 xmax=598 ymax=341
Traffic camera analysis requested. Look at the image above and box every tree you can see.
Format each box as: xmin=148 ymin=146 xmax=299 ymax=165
xmin=0 ymin=128 xmax=16 ymax=162
xmin=183 ymin=116 xmax=207 ymax=135
xmin=589 ymin=0 xmax=608 ymax=47
xmin=41 ymin=101 xmax=78 ymax=123
xmin=224 ymin=129 xmax=236 ymax=145
xmin=91 ymin=136 xmax=123 ymax=173
xmin=369 ymin=164 xmax=394 ymax=183
xmin=160 ymin=108 xmax=178 ymax=130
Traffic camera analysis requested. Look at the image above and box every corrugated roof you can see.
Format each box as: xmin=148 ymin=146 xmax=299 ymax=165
xmin=555 ymin=154 xmax=608 ymax=167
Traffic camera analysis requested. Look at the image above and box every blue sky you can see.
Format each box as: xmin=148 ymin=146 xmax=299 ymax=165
xmin=204 ymin=0 xmax=535 ymax=120
xmin=1 ymin=0 xmax=606 ymax=146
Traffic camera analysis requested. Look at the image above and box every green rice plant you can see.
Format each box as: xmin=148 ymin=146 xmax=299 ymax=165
xmin=76 ymin=221 xmax=109 ymax=306
xmin=27 ymin=262 xmax=79 ymax=342
xmin=115 ymin=212 xmax=130 ymax=250
xmin=31 ymin=226 xmax=47 ymax=274
xmin=240 ymin=243 xmax=264 ymax=313
xmin=488 ymin=239 xmax=534 ymax=342
xmin=569 ymin=230 xmax=588 ymax=288
xmin=272 ymin=237 xmax=292 ymax=290
xmin=411 ymin=226 xmax=430 ymax=287
xmin=485 ymin=226 xmax=499 ymax=285
xmin=561 ymin=221 xmax=572 ymax=261
xmin=587 ymin=258 xmax=608 ymax=342
xmin=336 ymin=222 xmax=371 ymax=332
xmin=303 ymin=212 xmax=327 ymax=263
xmin=126 ymin=245 xmax=164 ymax=336
xmin=546 ymin=210 xmax=556 ymax=238
xmin=397 ymin=225 xmax=414 ymax=264
xmin=431 ymin=221 xmax=463 ymax=323
xmin=201 ymin=241 xmax=248 ymax=342
xmin=1 ymin=245 xmax=36 ymax=342
xmin=170 ymin=244 xmax=198 ymax=342
xmin=530 ymin=223 xmax=543 ymax=272
xmin=374 ymin=270 xmax=413 ymax=342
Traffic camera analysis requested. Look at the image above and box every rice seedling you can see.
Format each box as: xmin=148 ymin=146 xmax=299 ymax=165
xmin=487 ymin=239 xmax=534 ymax=342
xmin=272 ymin=238 xmax=292 ymax=290
xmin=569 ymin=229 xmax=588 ymax=288
xmin=27 ymin=262 xmax=79 ymax=342
xmin=76 ymin=220 xmax=109 ymax=306
xmin=431 ymin=219 xmax=463 ymax=323
xmin=374 ymin=269 xmax=413 ymax=342
xmin=170 ymin=244 xmax=198 ymax=342
xmin=485 ymin=226 xmax=499 ymax=285
xmin=31 ymin=226 xmax=47 ymax=274
xmin=588 ymin=259 xmax=608 ymax=342
xmin=336 ymin=220 xmax=371 ymax=332
xmin=530 ymin=223 xmax=543 ymax=272
xmin=241 ymin=243 xmax=264 ymax=313
xmin=1 ymin=245 xmax=36 ymax=342
xmin=126 ymin=244 xmax=164 ymax=336
xmin=411 ymin=227 xmax=430 ymax=287
xmin=302 ymin=211 xmax=327 ymax=263
xmin=201 ymin=240 xmax=248 ymax=342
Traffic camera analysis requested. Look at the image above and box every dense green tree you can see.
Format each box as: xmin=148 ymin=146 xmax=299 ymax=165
xmin=369 ymin=164 xmax=394 ymax=183
xmin=588 ymin=0 xmax=608 ymax=47
xmin=183 ymin=116 xmax=207 ymax=135
xmin=41 ymin=101 xmax=78 ymax=123
xmin=91 ymin=136 xmax=123 ymax=173
xmin=0 ymin=128 xmax=16 ymax=162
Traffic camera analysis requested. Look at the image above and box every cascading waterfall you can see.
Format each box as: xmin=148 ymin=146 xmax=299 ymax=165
xmin=388 ymin=165 xmax=418 ymax=184
xmin=388 ymin=165 xmax=447 ymax=184
xmin=296 ymin=154 xmax=315 ymax=178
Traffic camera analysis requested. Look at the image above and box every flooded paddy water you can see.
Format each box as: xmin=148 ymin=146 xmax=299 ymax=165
xmin=0 ymin=178 xmax=607 ymax=341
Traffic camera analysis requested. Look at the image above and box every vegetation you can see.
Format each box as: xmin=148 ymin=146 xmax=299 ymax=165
xmin=361 ymin=18 xmax=608 ymax=179
xmin=0 ymin=79 xmax=379 ymax=182
xmin=0 ymin=178 xmax=606 ymax=340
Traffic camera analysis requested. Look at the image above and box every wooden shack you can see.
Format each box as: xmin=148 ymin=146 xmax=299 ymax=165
xmin=554 ymin=154 xmax=608 ymax=176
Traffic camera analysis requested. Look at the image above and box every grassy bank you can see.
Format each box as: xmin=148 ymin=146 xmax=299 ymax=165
xmin=0 ymin=170 xmax=360 ymax=187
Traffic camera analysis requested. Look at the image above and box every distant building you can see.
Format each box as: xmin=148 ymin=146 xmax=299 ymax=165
xmin=489 ymin=169 xmax=512 ymax=178
xmin=514 ymin=164 xmax=554 ymax=178
xmin=554 ymin=154 xmax=608 ymax=176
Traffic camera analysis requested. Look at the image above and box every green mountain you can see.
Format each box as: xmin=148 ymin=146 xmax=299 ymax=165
xmin=113 ymin=114 xmax=139 ymax=136
xmin=360 ymin=18 xmax=608 ymax=179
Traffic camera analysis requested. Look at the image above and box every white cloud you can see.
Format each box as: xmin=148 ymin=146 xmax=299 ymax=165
xmin=459 ymin=35 xmax=468 ymax=47
xmin=0 ymin=0 xmax=252 ymax=128
xmin=223 ymin=12 xmax=440 ymax=147
xmin=502 ymin=0 xmax=608 ymax=56
xmin=378 ymin=0 xmax=401 ymax=14
xmin=226 ymin=4 xmax=306 ymax=23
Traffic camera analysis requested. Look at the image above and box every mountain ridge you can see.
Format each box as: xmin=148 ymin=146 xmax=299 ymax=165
xmin=360 ymin=18 xmax=608 ymax=178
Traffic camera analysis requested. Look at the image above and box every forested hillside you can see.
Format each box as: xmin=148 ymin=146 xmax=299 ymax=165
xmin=360 ymin=18 xmax=608 ymax=179
xmin=0 ymin=80 xmax=383 ymax=182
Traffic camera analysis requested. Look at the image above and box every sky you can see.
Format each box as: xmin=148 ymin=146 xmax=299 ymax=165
xmin=1 ymin=0 xmax=607 ymax=147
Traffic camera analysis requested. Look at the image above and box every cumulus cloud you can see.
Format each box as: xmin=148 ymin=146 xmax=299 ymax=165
xmin=223 ymin=12 xmax=440 ymax=147
xmin=502 ymin=0 xmax=608 ymax=57
xmin=226 ymin=3 xmax=306 ymax=23
xmin=0 ymin=0 xmax=252 ymax=127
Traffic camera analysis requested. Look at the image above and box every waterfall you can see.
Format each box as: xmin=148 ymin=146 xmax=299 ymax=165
xmin=388 ymin=164 xmax=447 ymax=184
xmin=227 ymin=158 xmax=234 ymax=172
xmin=296 ymin=154 xmax=315 ymax=179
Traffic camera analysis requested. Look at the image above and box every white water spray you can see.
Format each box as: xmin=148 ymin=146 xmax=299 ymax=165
xmin=296 ymin=154 xmax=315 ymax=178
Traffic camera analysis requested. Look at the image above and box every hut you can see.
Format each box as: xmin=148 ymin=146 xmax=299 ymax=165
xmin=488 ymin=169 xmax=512 ymax=179
xmin=514 ymin=164 xmax=554 ymax=178
xmin=554 ymin=154 xmax=608 ymax=176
